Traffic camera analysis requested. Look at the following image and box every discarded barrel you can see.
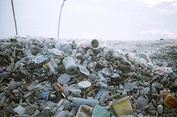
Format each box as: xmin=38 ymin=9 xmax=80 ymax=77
xmin=80 ymin=39 xmax=99 ymax=49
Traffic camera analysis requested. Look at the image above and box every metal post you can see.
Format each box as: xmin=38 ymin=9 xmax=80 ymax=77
xmin=57 ymin=0 xmax=66 ymax=39
xmin=11 ymin=0 xmax=18 ymax=35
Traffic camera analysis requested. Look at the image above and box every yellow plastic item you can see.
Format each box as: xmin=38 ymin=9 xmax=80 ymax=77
xmin=161 ymin=93 xmax=177 ymax=109
xmin=111 ymin=96 xmax=133 ymax=116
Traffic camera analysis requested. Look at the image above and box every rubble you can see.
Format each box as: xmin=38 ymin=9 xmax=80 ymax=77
xmin=0 ymin=36 xmax=177 ymax=117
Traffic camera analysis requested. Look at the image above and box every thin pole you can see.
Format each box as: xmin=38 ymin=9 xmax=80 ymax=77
xmin=57 ymin=0 xmax=66 ymax=39
xmin=11 ymin=0 xmax=18 ymax=35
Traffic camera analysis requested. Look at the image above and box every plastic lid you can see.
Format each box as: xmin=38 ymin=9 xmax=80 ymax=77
xmin=58 ymin=74 xmax=70 ymax=84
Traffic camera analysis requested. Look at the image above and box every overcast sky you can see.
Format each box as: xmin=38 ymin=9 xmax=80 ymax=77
xmin=0 ymin=0 xmax=177 ymax=40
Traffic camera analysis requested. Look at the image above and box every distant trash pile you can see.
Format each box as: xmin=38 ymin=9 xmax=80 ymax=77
xmin=0 ymin=36 xmax=177 ymax=117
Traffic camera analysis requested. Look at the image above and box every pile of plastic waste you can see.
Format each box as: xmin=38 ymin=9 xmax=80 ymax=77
xmin=0 ymin=36 xmax=177 ymax=117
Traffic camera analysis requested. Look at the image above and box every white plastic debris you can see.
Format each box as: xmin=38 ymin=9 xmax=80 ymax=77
xmin=78 ymin=80 xmax=91 ymax=89
xmin=13 ymin=105 xmax=25 ymax=116
xmin=79 ymin=66 xmax=90 ymax=76
xmin=48 ymin=48 xmax=64 ymax=56
xmin=154 ymin=66 xmax=173 ymax=75
xmin=32 ymin=54 xmax=47 ymax=64
xmin=69 ymin=84 xmax=81 ymax=95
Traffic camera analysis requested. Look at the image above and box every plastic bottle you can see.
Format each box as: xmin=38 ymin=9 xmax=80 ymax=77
xmin=50 ymin=57 xmax=58 ymax=69
xmin=62 ymin=56 xmax=77 ymax=75
xmin=47 ymin=61 xmax=55 ymax=74
xmin=68 ymin=97 xmax=99 ymax=109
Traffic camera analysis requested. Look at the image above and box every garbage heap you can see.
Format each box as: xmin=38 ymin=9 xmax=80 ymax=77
xmin=0 ymin=36 xmax=177 ymax=117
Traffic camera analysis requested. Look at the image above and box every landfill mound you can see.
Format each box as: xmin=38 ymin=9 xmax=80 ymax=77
xmin=0 ymin=36 xmax=177 ymax=117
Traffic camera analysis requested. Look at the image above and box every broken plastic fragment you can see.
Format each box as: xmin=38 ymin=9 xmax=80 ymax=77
xmin=78 ymin=80 xmax=91 ymax=89
xmin=98 ymin=71 xmax=107 ymax=83
xmin=32 ymin=54 xmax=47 ymax=64
xmin=8 ymin=79 xmax=21 ymax=89
xmin=91 ymin=105 xmax=110 ymax=117
xmin=69 ymin=84 xmax=81 ymax=95
xmin=13 ymin=105 xmax=25 ymax=116
xmin=48 ymin=48 xmax=64 ymax=56
xmin=24 ymin=49 xmax=32 ymax=56
xmin=55 ymin=111 xmax=68 ymax=117
xmin=94 ymin=87 xmax=108 ymax=100
xmin=79 ymin=66 xmax=90 ymax=76
xmin=76 ymin=105 xmax=93 ymax=117
xmin=154 ymin=66 xmax=173 ymax=75
xmin=39 ymin=92 xmax=49 ymax=101
xmin=101 ymin=68 xmax=113 ymax=77
xmin=55 ymin=41 xmax=62 ymax=49
xmin=27 ymin=80 xmax=39 ymax=90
